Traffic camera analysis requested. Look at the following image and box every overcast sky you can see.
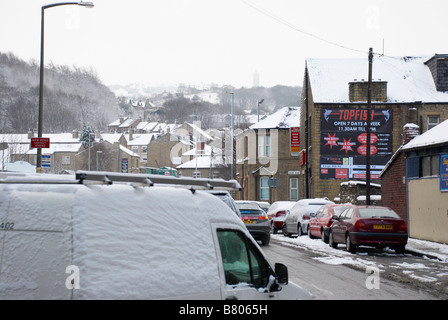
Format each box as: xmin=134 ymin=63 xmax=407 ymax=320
xmin=1 ymin=0 xmax=447 ymax=88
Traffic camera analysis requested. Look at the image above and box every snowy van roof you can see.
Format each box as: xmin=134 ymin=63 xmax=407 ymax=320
xmin=0 ymin=172 xmax=245 ymax=299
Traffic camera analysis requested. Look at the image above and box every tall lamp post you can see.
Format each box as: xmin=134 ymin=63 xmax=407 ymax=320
xmin=226 ymin=92 xmax=235 ymax=180
xmin=36 ymin=1 xmax=94 ymax=173
xmin=257 ymin=99 xmax=264 ymax=122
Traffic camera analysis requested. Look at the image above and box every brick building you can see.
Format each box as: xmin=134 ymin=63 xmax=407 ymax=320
xmin=380 ymin=123 xmax=420 ymax=220
xmin=300 ymin=54 xmax=448 ymax=201
xmin=235 ymin=107 xmax=301 ymax=203
xmin=381 ymin=119 xmax=448 ymax=243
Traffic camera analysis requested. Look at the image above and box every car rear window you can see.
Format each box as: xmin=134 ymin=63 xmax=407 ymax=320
xmin=358 ymin=208 xmax=400 ymax=219
xmin=332 ymin=206 xmax=350 ymax=216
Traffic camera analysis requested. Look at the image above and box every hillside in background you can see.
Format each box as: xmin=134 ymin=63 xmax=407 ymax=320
xmin=0 ymin=52 xmax=120 ymax=134
xmin=112 ymin=83 xmax=302 ymax=128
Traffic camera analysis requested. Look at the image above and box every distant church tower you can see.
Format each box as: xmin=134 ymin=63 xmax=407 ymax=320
xmin=253 ymin=70 xmax=260 ymax=87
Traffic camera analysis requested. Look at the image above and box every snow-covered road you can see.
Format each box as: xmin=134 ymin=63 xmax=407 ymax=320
xmin=267 ymin=234 xmax=448 ymax=299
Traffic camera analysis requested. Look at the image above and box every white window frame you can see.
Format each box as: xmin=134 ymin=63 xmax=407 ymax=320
xmin=61 ymin=156 xmax=70 ymax=165
xmin=260 ymin=177 xmax=269 ymax=200
xmin=290 ymin=178 xmax=299 ymax=200
xmin=428 ymin=115 xmax=440 ymax=130
xmin=258 ymin=135 xmax=271 ymax=158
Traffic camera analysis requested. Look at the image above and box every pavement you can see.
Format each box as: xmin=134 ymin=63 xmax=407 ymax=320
xmin=406 ymin=238 xmax=448 ymax=262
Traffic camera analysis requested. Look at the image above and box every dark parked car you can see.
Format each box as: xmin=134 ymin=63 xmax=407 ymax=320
xmin=308 ymin=204 xmax=351 ymax=243
xmin=329 ymin=206 xmax=408 ymax=254
xmin=236 ymin=202 xmax=271 ymax=246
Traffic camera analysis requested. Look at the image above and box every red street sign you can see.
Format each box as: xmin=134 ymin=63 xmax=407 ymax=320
xmin=31 ymin=137 xmax=50 ymax=149
xmin=290 ymin=127 xmax=300 ymax=154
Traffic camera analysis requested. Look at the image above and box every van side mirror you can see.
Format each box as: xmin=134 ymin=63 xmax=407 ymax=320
xmin=275 ymin=263 xmax=288 ymax=285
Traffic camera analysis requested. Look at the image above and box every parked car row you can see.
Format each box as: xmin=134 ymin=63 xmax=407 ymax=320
xmin=228 ymin=196 xmax=408 ymax=255
xmin=274 ymin=198 xmax=409 ymax=254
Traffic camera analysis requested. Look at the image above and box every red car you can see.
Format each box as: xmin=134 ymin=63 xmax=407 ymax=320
xmin=329 ymin=205 xmax=408 ymax=254
xmin=308 ymin=204 xmax=351 ymax=243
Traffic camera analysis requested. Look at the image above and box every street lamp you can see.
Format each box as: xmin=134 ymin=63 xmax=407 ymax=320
xmin=36 ymin=1 xmax=94 ymax=173
xmin=226 ymin=92 xmax=235 ymax=180
xmin=257 ymin=99 xmax=264 ymax=122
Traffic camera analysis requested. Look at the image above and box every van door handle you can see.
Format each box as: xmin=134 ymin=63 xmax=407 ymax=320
xmin=225 ymin=296 xmax=238 ymax=300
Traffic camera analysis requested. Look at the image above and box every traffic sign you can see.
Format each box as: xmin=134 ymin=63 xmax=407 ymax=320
xmin=268 ymin=177 xmax=279 ymax=189
xmin=31 ymin=137 xmax=50 ymax=149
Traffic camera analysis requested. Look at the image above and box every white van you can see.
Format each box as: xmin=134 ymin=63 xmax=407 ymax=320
xmin=0 ymin=171 xmax=311 ymax=300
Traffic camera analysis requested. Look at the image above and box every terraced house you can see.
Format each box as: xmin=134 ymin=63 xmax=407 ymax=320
xmin=299 ymin=54 xmax=448 ymax=201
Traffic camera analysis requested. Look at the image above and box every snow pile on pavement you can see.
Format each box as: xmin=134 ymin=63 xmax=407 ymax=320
xmin=271 ymin=233 xmax=448 ymax=279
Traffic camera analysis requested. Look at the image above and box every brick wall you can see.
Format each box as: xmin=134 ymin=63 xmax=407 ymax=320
xmin=380 ymin=152 xmax=407 ymax=221
xmin=349 ymin=81 xmax=388 ymax=102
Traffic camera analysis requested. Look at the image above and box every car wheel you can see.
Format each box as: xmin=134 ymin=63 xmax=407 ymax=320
xmin=308 ymin=227 xmax=315 ymax=239
xmin=261 ymin=235 xmax=270 ymax=246
xmin=394 ymin=245 xmax=406 ymax=254
xmin=329 ymin=231 xmax=338 ymax=249
xmin=321 ymin=229 xmax=328 ymax=243
xmin=297 ymin=223 xmax=303 ymax=237
xmin=282 ymin=223 xmax=291 ymax=238
xmin=346 ymin=233 xmax=356 ymax=253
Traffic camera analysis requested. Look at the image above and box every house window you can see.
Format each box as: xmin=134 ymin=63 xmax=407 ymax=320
xmin=428 ymin=116 xmax=440 ymax=130
xmin=142 ymin=146 xmax=147 ymax=153
xmin=258 ymin=135 xmax=271 ymax=157
xmin=61 ymin=156 xmax=70 ymax=165
xmin=260 ymin=177 xmax=269 ymax=200
xmin=421 ymin=155 xmax=439 ymax=177
xmin=193 ymin=171 xmax=201 ymax=178
xmin=290 ymin=178 xmax=299 ymax=200
xmin=132 ymin=146 xmax=138 ymax=154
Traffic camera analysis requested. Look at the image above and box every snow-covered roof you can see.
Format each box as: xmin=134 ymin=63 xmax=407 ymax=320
xmin=125 ymin=133 xmax=155 ymax=146
xmin=26 ymin=143 xmax=82 ymax=155
xmin=0 ymin=133 xmax=80 ymax=144
xmin=100 ymin=133 xmax=122 ymax=144
xmin=402 ymin=118 xmax=448 ymax=151
xmin=118 ymin=118 xmax=136 ymax=128
xmin=250 ymin=107 xmax=300 ymax=129
xmin=176 ymin=155 xmax=225 ymax=169
xmin=108 ymin=117 xmax=128 ymax=127
xmin=119 ymin=145 xmax=139 ymax=157
xmin=136 ymin=121 xmax=158 ymax=132
xmin=307 ymin=56 xmax=448 ymax=103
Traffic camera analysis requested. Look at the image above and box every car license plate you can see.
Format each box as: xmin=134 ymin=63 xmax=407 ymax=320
xmin=373 ymin=224 xmax=392 ymax=230
xmin=244 ymin=220 xmax=255 ymax=224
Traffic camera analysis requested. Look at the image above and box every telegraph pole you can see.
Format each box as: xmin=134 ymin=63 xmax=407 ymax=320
xmin=366 ymin=48 xmax=373 ymax=205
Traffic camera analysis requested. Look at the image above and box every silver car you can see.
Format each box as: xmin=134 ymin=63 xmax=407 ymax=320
xmin=236 ymin=202 xmax=271 ymax=246
xmin=283 ymin=198 xmax=335 ymax=237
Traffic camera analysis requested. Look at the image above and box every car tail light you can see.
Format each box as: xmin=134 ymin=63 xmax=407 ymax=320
xmin=399 ymin=221 xmax=407 ymax=233
xmin=258 ymin=215 xmax=268 ymax=220
xmin=275 ymin=210 xmax=286 ymax=217
xmin=355 ymin=220 xmax=367 ymax=231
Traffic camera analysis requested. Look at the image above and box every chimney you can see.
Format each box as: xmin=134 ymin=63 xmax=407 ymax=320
xmin=72 ymin=130 xmax=78 ymax=139
xmin=28 ymin=129 xmax=34 ymax=139
xmin=424 ymin=54 xmax=448 ymax=92
xmin=402 ymin=123 xmax=419 ymax=145
xmin=129 ymin=128 xmax=133 ymax=141
xmin=349 ymin=80 xmax=387 ymax=102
